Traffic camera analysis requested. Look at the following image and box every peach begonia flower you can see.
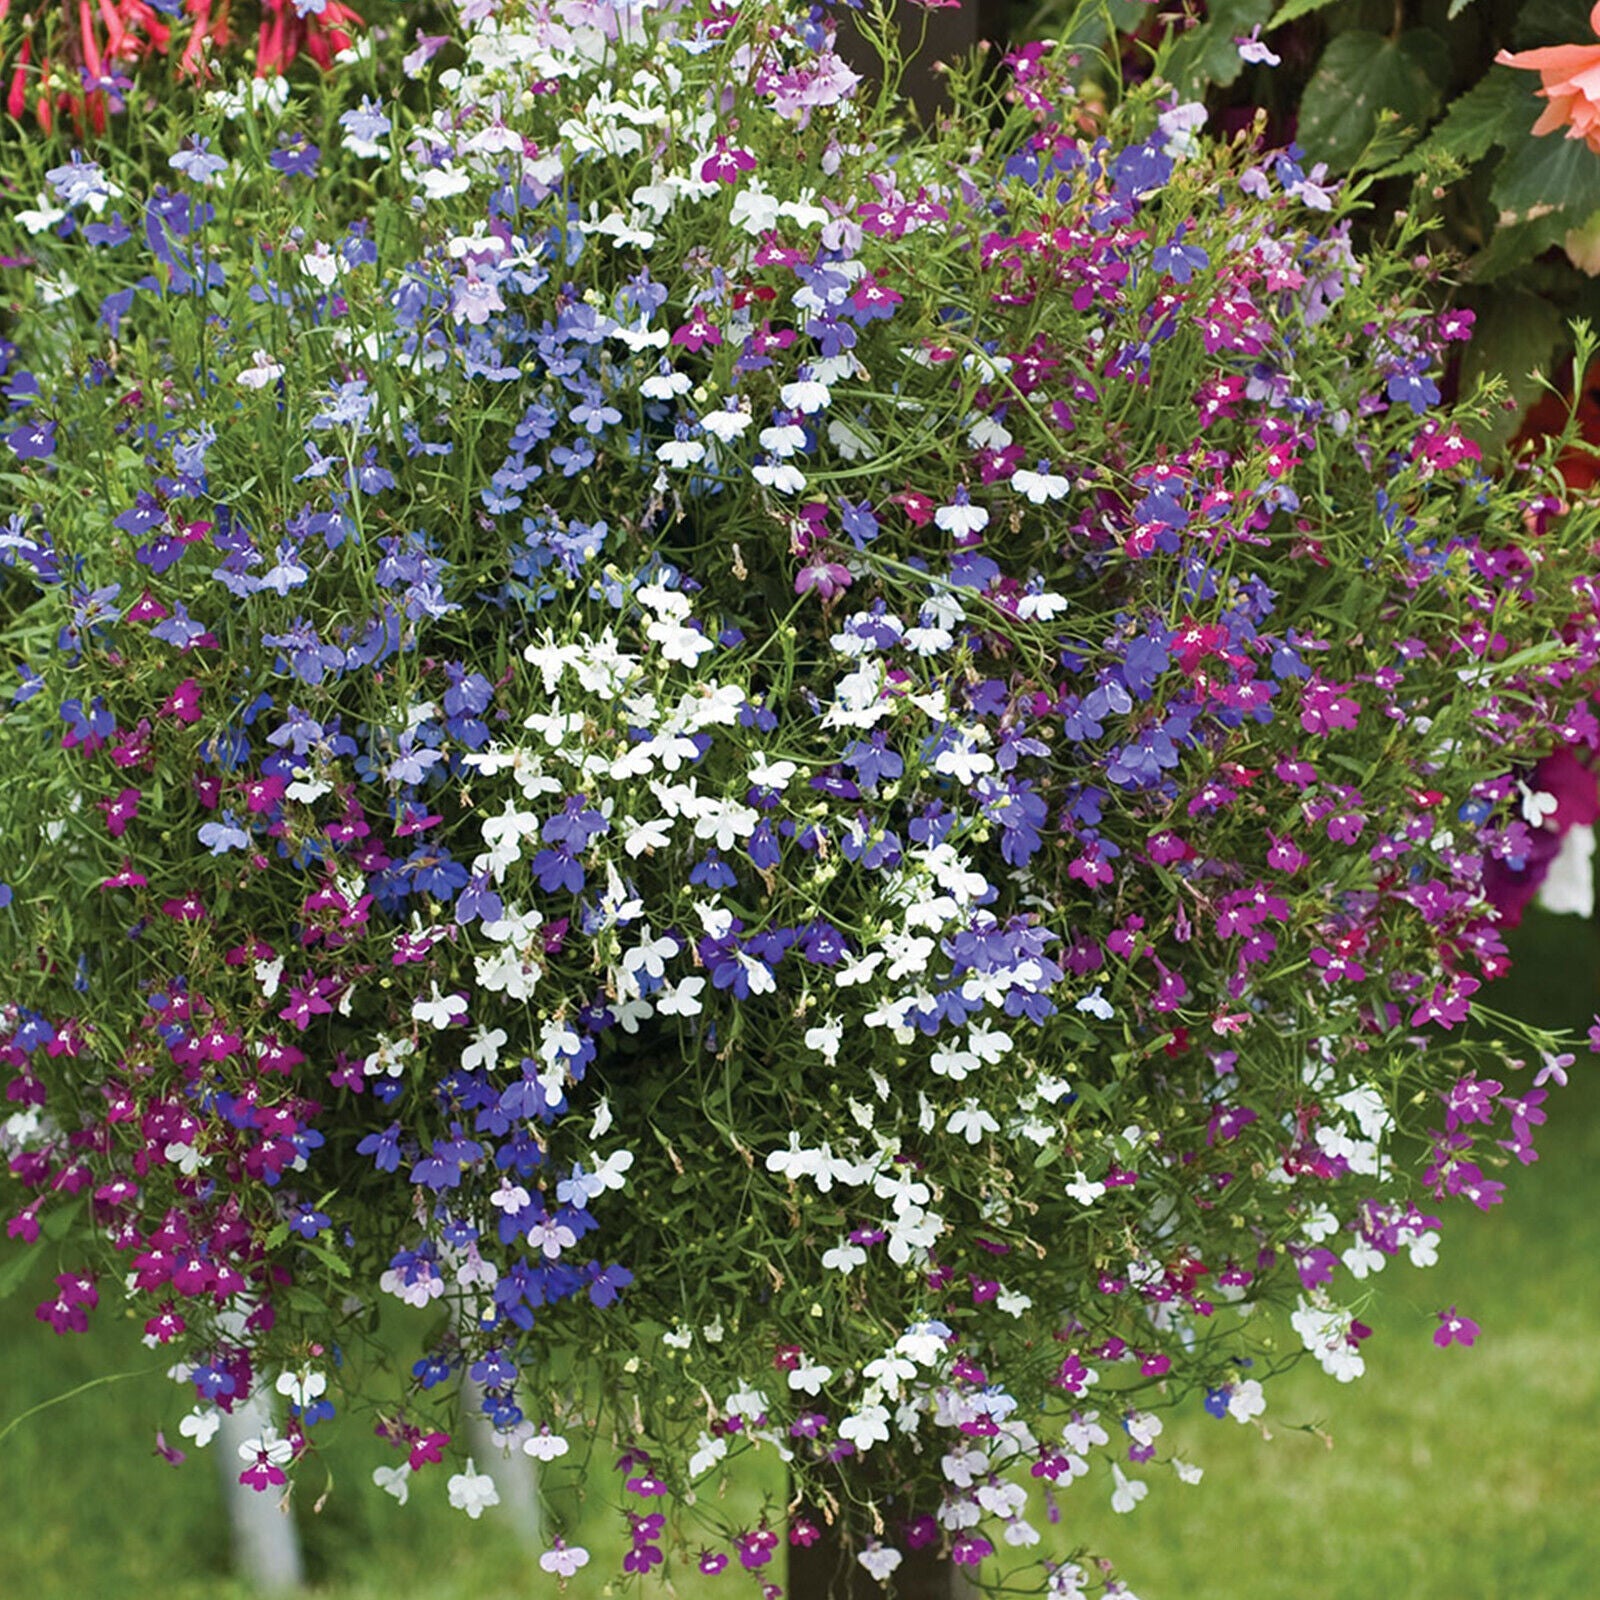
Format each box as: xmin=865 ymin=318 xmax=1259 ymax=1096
xmin=1497 ymin=1 xmax=1600 ymax=155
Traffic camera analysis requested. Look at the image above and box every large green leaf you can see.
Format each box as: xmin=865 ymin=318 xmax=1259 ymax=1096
xmin=1467 ymin=212 xmax=1570 ymax=283
xmin=1490 ymin=126 xmax=1600 ymax=224
xmin=1271 ymin=0 xmax=1340 ymax=26
xmin=1060 ymin=0 xmax=1148 ymax=50
xmin=0 ymin=1242 xmax=45 ymax=1302
xmin=1382 ymin=66 xmax=1535 ymax=177
xmin=1299 ymin=30 xmax=1449 ymax=171
xmin=1513 ymin=0 xmax=1598 ymax=48
xmin=1458 ymin=290 xmax=1566 ymax=447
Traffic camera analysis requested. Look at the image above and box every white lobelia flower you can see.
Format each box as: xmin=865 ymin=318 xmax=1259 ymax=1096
xmin=237 ymin=350 xmax=287 ymax=390
xmin=838 ymin=1404 xmax=891 ymax=1451
xmin=522 ymin=1428 xmax=570 ymax=1461
xmin=858 ymin=1544 xmax=904 ymax=1582
xmin=947 ymin=1101 xmax=1001 ymax=1145
xmin=447 ymin=1458 xmax=501 ymax=1518
xmin=461 ymin=1025 xmax=507 ymax=1071
xmin=822 ymin=1239 xmax=868 ymax=1274
xmin=780 ymin=378 xmax=832 ymax=414
xmin=934 ymin=497 xmax=990 ymax=537
xmin=1016 ymin=589 xmax=1070 ymax=621
xmin=788 ymin=1359 xmax=833 ymax=1396
xmin=1011 ymin=462 xmax=1071 ymax=504
xmin=1110 ymin=1464 xmax=1148 ymax=1514
xmin=1125 ymin=1410 xmax=1163 ymax=1447
xmin=691 ymin=400 xmax=747 ymax=443
xmin=1226 ymin=1378 xmax=1267 ymax=1423
xmin=688 ymin=1430 xmax=728 ymax=1477
xmin=275 ymin=1368 xmax=327 ymax=1408
xmin=412 ymin=984 xmax=468 ymax=1028
xmin=179 ymin=1407 xmax=221 ymax=1448
xmin=803 ymin=1015 xmax=844 ymax=1064
xmin=238 ymin=1430 xmax=293 ymax=1468
xmin=539 ymin=1540 xmax=590 ymax=1578
xmin=862 ymin=1351 xmax=917 ymax=1396
xmin=373 ymin=1463 xmax=411 ymax=1503
xmin=656 ymin=975 xmax=706 ymax=1016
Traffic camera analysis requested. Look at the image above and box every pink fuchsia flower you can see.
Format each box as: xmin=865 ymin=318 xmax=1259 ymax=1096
xmin=1433 ymin=1307 xmax=1480 ymax=1348
xmin=1498 ymin=4 xmax=1600 ymax=154
xmin=255 ymin=0 xmax=364 ymax=75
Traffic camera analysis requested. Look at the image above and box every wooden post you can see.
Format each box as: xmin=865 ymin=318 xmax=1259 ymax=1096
xmin=787 ymin=1469 xmax=983 ymax=1600
xmin=789 ymin=12 xmax=1007 ymax=1589
xmin=461 ymin=1387 xmax=545 ymax=1547
xmin=789 ymin=1526 xmax=983 ymax=1599
xmin=834 ymin=0 xmax=1010 ymax=123
xmin=215 ymin=1390 xmax=306 ymax=1595
xmin=458 ymin=1304 xmax=544 ymax=1546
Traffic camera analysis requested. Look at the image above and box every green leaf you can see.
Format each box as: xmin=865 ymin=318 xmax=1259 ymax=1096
xmin=1473 ymin=638 xmax=1574 ymax=677
xmin=1467 ymin=211 xmax=1569 ymax=284
xmin=1381 ymin=67 xmax=1534 ymax=177
xmin=1272 ymin=0 xmax=1340 ymax=25
xmin=1299 ymin=31 xmax=1449 ymax=171
xmin=1447 ymin=0 xmax=1482 ymax=15
xmin=301 ymin=1240 xmax=351 ymax=1279
xmin=1061 ymin=0 xmax=1148 ymax=50
xmin=1458 ymin=290 xmax=1566 ymax=447
xmin=0 ymin=1241 xmax=45 ymax=1301
xmin=1490 ymin=127 xmax=1600 ymax=224
xmin=1513 ymin=0 xmax=1598 ymax=49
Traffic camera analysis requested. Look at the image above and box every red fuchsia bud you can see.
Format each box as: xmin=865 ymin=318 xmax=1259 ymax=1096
xmin=7 ymin=40 xmax=32 ymax=124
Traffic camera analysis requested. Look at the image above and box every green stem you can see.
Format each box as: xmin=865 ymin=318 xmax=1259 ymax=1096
xmin=0 ymin=1366 xmax=159 ymax=1447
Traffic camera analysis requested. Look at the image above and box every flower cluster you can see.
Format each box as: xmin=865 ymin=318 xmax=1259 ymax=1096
xmin=2 ymin=1 xmax=1597 ymax=1590
xmin=0 ymin=0 xmax=362 ymax=136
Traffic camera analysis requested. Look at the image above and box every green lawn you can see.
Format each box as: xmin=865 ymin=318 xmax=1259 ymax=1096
xmin=3 ymin=909 xmax=1597 ymax=1599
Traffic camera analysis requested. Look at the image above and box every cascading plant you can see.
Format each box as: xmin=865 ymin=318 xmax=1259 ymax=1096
xmin=1 ymin=1 xmax=1597 ymax=1592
